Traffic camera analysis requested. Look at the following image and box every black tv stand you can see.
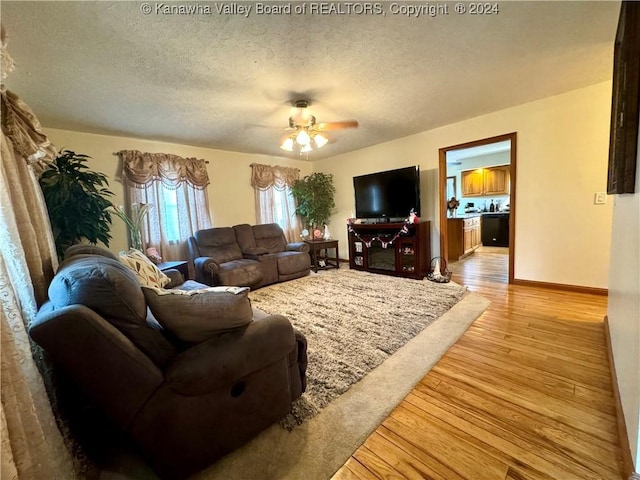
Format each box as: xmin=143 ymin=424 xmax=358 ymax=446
xmin=347 ymin=221 xmax=431 ymax=279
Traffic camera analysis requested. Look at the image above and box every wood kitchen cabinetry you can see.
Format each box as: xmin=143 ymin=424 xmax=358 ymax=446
xmin=461 ymin=169 xmax=484 ymax=196
xmin=461 ymin=165 xmax=510 ymax=197
xmin=483 ymin=165 xmax=510 ymax=195
xmin=448 ymin=216 xmax=481 ymax=261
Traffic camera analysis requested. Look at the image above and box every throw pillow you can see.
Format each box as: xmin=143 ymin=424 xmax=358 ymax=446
xmin=142 ymin=286 xmax=253 ymax=344
xmin=119 ymin=248 xmax=171 ymax=288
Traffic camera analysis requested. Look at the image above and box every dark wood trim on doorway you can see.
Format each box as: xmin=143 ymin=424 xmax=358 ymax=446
xmin=438 ymin=132 xmax=517 ymax=284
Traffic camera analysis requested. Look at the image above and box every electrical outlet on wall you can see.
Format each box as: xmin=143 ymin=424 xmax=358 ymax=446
xmin=594 ymin=192 xmax=607 ymax=205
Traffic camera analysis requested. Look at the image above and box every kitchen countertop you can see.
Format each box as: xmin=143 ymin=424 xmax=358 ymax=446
xmin=449 ymin=213 xmax=482 ymax=219
xmin=449 ymin=212 xmax=510 ymax=219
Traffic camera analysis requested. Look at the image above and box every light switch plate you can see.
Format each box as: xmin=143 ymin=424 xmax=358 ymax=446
xmin=594 ymin=192 xmax=606 ymax=205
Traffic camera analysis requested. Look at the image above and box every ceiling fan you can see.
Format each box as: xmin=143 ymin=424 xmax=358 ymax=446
xmin=280 ymin=100 xmax=358 ymax=154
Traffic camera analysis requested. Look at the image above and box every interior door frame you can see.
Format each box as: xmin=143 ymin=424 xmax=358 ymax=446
xmin=438 ymin=132 xmax=518 ymax=284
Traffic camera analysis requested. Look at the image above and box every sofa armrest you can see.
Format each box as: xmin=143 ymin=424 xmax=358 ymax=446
xmin=193 ymin=257 xmax=219 ymax=285
xmin=242 ymin=246 xmax=270 ymax=260
xmin=163 ymin=269 xmax=185 ymax=288
xmin=164 ymin=315 xmax=296 ymax=395
xmin=287 ymin=242 xmax=309 ymax=253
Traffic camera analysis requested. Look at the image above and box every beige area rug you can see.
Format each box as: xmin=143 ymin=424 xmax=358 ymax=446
xmin=250 ymin=268 xmax=467 ymax=429
xmin=190 ymin=269 xmax=490 ymax=480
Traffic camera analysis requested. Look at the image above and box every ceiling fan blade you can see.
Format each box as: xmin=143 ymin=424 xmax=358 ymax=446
xmin=315 ymin=120 xmax=359 ymax=131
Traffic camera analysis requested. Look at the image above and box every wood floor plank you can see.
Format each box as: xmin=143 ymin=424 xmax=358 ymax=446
xmin=431 ymin=358 xmax=618 ymax=443
xmin=344 ymin=458 xmax=378 ymax=480
xmin=445 ymin=344 xmax=617 ymax=416
xmin=422 ymin=371 xmax=621 ymax=458
xmin=373 ymin=428 xmax=466 ymax=480
xmin=360 ymin=433 xmax=440 ymax=480
xmin=407 ymin=388 xmax=621 ymax=480
xmin=385 ymin=410 xmax=510 ymax=480
xmin=331 ymin=459 xmax=369 ymax=480
xmin=440 ymin=350 xmax=617 ymax=417
xmin=332 ymin=250 xmax=624 ymax=480
xmin=352 ymin=445 xmax=405 ymax=480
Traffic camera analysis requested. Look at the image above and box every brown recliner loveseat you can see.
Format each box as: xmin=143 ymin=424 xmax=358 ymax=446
xmin=29 ymin=246 xmax=307 ymax=479
xmin=188 ymin=223 xmax=310 ymax=289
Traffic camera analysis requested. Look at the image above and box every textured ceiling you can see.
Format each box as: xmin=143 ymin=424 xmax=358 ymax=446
xmin=2 ymin=1 xmax=620 ymax=160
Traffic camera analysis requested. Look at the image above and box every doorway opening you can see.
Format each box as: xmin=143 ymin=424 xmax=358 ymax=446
xmin=438 ymin=133 xmax=517 ymax=285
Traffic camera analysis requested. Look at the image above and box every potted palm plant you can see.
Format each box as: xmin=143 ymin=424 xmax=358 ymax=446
xmin=289 ymin=172 xmax=336 ymax=237
xmin=39 ymin=150 xmax=114 ymax=258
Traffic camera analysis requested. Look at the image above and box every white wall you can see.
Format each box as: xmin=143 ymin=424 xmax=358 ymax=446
xmin=314 ymin=81 xmax=614 ymax=289
xmin=45 ymin=128 xmax=312 ymax=254
xmin=608 ymin=127 xmax=640 ymax=469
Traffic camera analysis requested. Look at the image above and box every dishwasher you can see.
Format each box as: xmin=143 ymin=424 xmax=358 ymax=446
xmin=481 ymin=213 xmax=510 ymax=247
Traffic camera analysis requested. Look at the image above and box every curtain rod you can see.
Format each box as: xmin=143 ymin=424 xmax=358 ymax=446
xmin=249 ymin=163 xmax=300 ymax=171
xmin=112 ymin=152 xmax=209 ymax=164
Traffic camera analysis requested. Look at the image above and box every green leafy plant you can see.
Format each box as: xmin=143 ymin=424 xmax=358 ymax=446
xmin=39 ymin=150 xmax=114 ymax=258
xmin=289 ymin=172 xmax=336 ymax=230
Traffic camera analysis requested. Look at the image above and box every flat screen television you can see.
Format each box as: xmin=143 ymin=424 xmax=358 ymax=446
xmin=354 ymin=166 xmax=420 ymax=219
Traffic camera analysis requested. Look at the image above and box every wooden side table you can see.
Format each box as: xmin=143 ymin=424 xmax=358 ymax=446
xmin=304 ymin=240 xmax=339 ymax=273
xmin=157 ymin=260 xmax=190 ymax=280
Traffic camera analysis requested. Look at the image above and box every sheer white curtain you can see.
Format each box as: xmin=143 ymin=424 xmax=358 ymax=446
xmin=118 ymin=150 xmax=212 ymax=261
xmin=251 ymin=163 xmax=301 ymax=242
xmin=1 ymin=78 xmax=76 ymax=480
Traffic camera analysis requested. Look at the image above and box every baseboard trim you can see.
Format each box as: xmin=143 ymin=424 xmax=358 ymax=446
xmin=512 ymin=278 xmax=608 ymax=296
xmin=604 ymin=315 xmax=637 ymax=479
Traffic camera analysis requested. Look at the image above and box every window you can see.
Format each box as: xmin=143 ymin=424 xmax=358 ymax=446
xmin=160 ymin=186 xmax=180 ymax=243
xmin=250 ymin=163 xmax=301 ymax=242
xmin=119 ymin=150 xmax=212 ymax=260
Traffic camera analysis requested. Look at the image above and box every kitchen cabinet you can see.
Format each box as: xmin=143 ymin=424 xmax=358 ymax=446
xmin=483 ymin=165 xmax=510 ymax=195
xmin=461 ymin=170 xmax=484 ymax=196
xmin=461 ymin=165 xmax=510 ymax=197
xmin=448 ymin=216 xmax=481 ymax=261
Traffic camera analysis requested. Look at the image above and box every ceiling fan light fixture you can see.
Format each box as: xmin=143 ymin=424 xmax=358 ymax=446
xmin=280 ymin=137 xmax=294 ymax=152
xmin=314 ymin=133 xmax=328 ymax=148
xmin=280 ymin=99 xmax=358 ymax=156
xmin=296 ymin=130 xmax=310 ymax=146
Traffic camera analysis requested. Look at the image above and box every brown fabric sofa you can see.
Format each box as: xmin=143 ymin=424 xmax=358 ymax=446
xmin=29 ymin=246 xmax=307 ymax=479
xmin=188 ymin=223 xmax=310 ymax=289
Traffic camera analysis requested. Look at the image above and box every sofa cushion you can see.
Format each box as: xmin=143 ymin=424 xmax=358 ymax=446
xmin=194 ymin=227 xmax=243 ymax=264
xmin=218 ymin=259 xmax=263 ymax=287
xmin=48 ymin=255 xmax=176 ymax=366
xmin=277 ymin=251 xmax=311 ymax=276
xmin=142 ymin=287 xmax=253 ymax=344
xmin=233 ymin=223 xmax=257 ymax=252
xmin=118 ymin=249 xmax=171 ymax=288
xmin=252 ymin=223 xmax=287 ymax=253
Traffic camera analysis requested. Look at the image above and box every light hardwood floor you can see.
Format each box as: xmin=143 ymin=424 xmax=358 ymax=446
xmin=332 ymin=249 xmax=624 ymax=480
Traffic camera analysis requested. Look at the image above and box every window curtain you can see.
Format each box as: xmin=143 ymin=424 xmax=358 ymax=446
xmin=118 ymin=150 xmax=212 ymax=261
xmin=251 ymin=163 xmax=301 ymax=242
xmin=0 ymin=41 xmax=77 ymax=479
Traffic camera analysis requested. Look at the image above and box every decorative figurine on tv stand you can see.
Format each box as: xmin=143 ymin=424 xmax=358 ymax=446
xmin=407 ymin=208 xmax=419 ymax=224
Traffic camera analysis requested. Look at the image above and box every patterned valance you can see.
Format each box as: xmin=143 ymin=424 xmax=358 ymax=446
xmin=250 ymin=163 xmax=299 ymax=191
xmin=1 ymin=89 xmax=57 ymax=173
xmin=118 ymin=150 xmax=210 ymax=189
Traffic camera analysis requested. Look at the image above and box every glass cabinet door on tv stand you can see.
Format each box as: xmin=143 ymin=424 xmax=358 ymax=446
xmin=347 ymin=221 xmax=431 ymax=279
